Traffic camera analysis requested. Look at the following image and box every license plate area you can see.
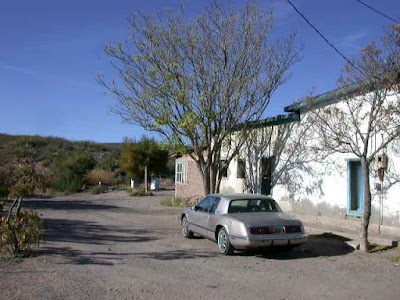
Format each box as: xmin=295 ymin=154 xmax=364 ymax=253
xmin=273 ymin=226 xmax=285 ymax=234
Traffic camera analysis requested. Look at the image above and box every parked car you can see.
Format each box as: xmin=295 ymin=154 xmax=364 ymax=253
xmin=178 ymin=193 xmax=307 ymax=255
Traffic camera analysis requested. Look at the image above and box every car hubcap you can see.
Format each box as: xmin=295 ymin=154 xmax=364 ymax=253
xmin=218 ymin=230 xmax=228 ymax=253
xmin=182 ymin=218 xmax=188 ymax=236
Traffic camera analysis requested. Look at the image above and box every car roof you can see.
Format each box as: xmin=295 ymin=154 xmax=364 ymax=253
xmin=207 ymin=193 xmax=275 ymax=201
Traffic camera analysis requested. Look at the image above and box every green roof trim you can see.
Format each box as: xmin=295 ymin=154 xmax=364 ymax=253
xmin=232 ymin=113 xmax=300 ymax=131
xmin=284 ymin=79 xmax=375 ymax=113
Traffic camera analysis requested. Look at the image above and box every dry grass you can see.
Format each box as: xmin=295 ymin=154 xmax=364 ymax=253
xmin=86 ymin=168 xmax=116 ymax=186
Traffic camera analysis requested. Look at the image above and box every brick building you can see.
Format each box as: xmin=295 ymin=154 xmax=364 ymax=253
xmin=175 ymin=155 xmax=204 ymax=202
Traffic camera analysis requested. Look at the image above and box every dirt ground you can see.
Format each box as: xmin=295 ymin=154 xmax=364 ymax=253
xmin=1 ymin=190 xmax=400 ymax=300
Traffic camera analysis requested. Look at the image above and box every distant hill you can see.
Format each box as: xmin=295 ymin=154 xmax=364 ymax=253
xmin=0 ymin=133 xmax=121 ymax=166
xmin=0 ymin=133 xmax=124 ymax=194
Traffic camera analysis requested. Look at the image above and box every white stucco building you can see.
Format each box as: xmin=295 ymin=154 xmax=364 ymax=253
xmin=176 ymin=82 xmax=400 ymax=227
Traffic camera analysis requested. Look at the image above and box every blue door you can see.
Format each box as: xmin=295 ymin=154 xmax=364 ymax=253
xmin=347 ymin=159 xmax=364 ymax=217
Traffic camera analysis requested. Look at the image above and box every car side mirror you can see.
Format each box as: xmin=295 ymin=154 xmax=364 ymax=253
xmin=192 ymin=206 xmax=198 ymax=211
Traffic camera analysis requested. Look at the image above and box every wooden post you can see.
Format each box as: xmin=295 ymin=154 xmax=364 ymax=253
xmin=144 ymin=165 xmax=148 ymax=194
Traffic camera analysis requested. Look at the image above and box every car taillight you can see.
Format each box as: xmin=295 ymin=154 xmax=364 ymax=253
xmin=285 ymin=225 xmax=302 ymax=233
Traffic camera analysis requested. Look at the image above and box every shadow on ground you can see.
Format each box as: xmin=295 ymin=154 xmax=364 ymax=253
xmin=34 ymin=247 xmax=119 ymax=266
xmin=132 ymin=249 xmax=215 ymax=260
xmin=33 ymin=247 xmax=216 ymax=265
xmin=43 ymin=218 xmax=156 ymax=245
xmin=23 ymin=199 xmax=120 ymax=211
xmin=30 ymin=231 xmax=355 ymax=265
xmin=247 ymin=232 xmax=355 ymax=260
xmin=30 ymin=217 xmax=160 ymax=265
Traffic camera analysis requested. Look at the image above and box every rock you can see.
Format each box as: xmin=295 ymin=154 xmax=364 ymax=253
xmin=345 ymin=240 xmax=360 ymax=250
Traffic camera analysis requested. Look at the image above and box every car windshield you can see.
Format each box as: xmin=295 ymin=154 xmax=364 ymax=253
xmin=228 ymin=198 xmax=282 ymax=213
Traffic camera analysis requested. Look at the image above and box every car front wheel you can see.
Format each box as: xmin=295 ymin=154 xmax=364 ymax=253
xmin=217 ymin=227 xmax=234 ymax=255
xmin=181 ymin=216 xmax=193 ymax=238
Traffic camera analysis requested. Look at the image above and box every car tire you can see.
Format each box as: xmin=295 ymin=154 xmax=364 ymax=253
xmin=217 ymin=227 xmax=234 ymax=255
xmin=181 ymin=216 xmax=193 ymax=238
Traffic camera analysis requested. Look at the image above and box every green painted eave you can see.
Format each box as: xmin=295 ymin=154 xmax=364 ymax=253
xmin=232 ymin=113 xmax=300 ymax=132
xmin=284 ymin=79 xmax=375 ymax=113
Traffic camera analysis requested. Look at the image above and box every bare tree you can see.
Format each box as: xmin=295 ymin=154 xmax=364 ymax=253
xmin=242 ymin=125 xmax=277 ymax=194
xmin=242 ymin=114 xmax=327 ymax=197
xmin=99 ymin=0 xmax=301 ymax=195
xmin=307 ymin=25 xmax=400 ymax=252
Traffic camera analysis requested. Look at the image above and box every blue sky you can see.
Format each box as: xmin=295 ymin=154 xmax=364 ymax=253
xmin=0 ymin=0 xmax=399 ymax=143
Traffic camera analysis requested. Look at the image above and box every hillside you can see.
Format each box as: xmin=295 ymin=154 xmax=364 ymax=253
xmin=0 ymin=133 xmax=121 ymax=165
xmin=0 ymin=133 xmax=124 ymax=194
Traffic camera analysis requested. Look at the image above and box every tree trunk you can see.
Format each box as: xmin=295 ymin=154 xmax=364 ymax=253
xmin=210 ymin=164 xmax=218 ymax=194
xmin=6 ymin=197 xmax=20 ymax=223
xmin=360 ymin=156 xmax=372 ymax=252
xmin=16 ymin=197 xmax=23 ymax=217
xmin=202 ymin=163 xmax=220 ymax=195
xmin=203 ymin=164 xmax=211 ymax=196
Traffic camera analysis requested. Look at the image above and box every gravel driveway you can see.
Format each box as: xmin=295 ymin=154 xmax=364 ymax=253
xmin=1 ymin=190 xmax=399 ymax=300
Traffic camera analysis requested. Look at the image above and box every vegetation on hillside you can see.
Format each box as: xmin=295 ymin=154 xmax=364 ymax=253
xmin=0 ymin=133 xmax=122 ymax=194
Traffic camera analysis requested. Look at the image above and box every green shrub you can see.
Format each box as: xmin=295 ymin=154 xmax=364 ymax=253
xmin=51 ymin=153 xmax=96 ymax=194
xmin=161 ymin=198 xmax=187 ymax=207
xmin=116 ymin=184 xmax=130 ymax=191
xmin=391 ymin=256 xmax=400 ymax=263
xmin=52 ymin=173 xmax=84 ymax=194
xmin=0 ymin=211 xmax=44 ymax=256
xmin=89 ymin=186 xmax=102 ymax=195
xmin=129 ymin=188 xmax=153 ymax=197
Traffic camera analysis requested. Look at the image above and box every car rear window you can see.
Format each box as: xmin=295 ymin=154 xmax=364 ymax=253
xmin=228 ymin=199 xmax=282 ymax=213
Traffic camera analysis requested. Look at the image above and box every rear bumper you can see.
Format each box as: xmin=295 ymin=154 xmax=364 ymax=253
xmin=229 ymin=233 xmax=308 ymax=250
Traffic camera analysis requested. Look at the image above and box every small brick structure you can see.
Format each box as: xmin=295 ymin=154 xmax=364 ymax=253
xmin=175 ymin=155 xmax=204 ymax=202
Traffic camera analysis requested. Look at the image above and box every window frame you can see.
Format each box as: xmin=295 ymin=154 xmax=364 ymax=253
xmin=346 ymin=158 xmax=364 ymax=217
xmin=220 ymin=160 xmax=228 ymax=178
xmin=176 ymin=161 xmax=187 ymax=183
xmin=237 ymin=159 xmax=246 ymax=179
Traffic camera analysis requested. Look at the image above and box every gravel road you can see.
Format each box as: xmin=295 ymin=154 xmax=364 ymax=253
xmin=1 ymin=190 xmax=399 ymax=300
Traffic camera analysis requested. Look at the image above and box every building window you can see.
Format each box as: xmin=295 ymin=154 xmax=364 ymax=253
xmin=261 ymin=156 xmax=275 ymax=195
xmin=237 ymin=159 xmax=245 ymax=179
xmin=176 ymin=162 xmax=186 ymax=183
xmin=220 ymin=160 xmax=228 ymax=178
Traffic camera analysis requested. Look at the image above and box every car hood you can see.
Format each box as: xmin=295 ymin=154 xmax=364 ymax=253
xmin=229 ymin=212 xmax=303 ymax=227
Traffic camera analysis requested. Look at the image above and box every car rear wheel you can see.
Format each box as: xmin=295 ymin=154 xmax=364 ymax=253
xmin=217 ymin=228 xmax=234 ymax=255
xmin=181 ymin=216 xmax=193 ymax=238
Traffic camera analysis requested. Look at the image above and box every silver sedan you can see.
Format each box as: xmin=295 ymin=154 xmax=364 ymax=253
xmin=179 ymin=193 xmax=308 ymax=255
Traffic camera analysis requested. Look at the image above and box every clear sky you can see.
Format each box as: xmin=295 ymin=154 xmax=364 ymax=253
xmin=0 ymin=0 xmax=399 ymax=143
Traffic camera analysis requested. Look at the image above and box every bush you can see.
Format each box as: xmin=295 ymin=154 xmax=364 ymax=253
xmin=161 ymin=198 xmax=187 ymax=207
xmin=0 ymin=211 xmax=44 ymax=256
xmin=89 ymin=186 xmax=102 ymax=195
xmin=52 ymin=172 xmax=85 ymax=194
xmin=51 ymin=153 xmax=96 ymax=194
xmin=86 ymin=168 xmax=116 ymax=186
xmin=129 ymin=188 xmax=153 ymax=197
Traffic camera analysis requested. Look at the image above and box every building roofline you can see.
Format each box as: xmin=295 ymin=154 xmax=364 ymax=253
xmin=231 ymin=113 xmax=300 ymax=132
xmin=284 ymin=79 xmax=376 ymax=113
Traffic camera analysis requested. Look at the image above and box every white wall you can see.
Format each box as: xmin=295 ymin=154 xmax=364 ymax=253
xmin=219 ymin=157 xmax=245 ymax=194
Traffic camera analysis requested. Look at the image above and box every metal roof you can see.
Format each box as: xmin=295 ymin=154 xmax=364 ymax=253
xmin=231 ymin=113 xmax=300 ymax=132
xmin=284 ymin=78 xmax=377 ymax=113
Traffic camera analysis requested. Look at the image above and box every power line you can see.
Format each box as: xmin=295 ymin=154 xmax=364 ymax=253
xmin=286 ymin=0 xmax=366 ymax=76
xmin=356 ymin=0 xmax=399 ymax=24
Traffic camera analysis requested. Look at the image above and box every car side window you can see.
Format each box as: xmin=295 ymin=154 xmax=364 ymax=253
xmin=196 ymin=196 xmax=220 ymax=213
xmin=196 ymin=196 xmax=212 ymax=212
xmin=209 ymin=197 xmax=220 ymax=214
